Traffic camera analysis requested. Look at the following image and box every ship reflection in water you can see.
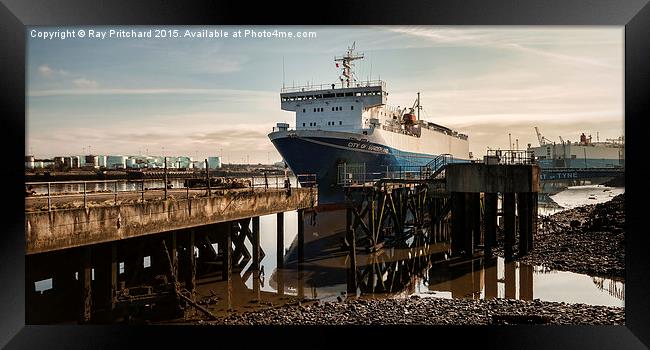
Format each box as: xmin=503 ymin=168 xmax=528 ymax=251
xmin=184 ymin=204 xmax=623 ymax=318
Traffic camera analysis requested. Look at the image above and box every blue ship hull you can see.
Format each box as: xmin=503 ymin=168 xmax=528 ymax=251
xmin=271 ymin=135 xmax=443 ymax=203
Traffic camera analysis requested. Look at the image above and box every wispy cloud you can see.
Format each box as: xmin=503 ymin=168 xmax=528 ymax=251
xmin=29 ymin=87 xmax=275 ymax=97
xmin=384 ymin=26 xmax=619 ymax=69
xmin=72 ymin=78 xmax=99 ymax=88
xmin=38 ymin=64 xmax=69 ymax=78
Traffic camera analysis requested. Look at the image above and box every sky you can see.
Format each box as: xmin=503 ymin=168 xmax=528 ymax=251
xmin=26 ymin=26 xmax=624 ymax=163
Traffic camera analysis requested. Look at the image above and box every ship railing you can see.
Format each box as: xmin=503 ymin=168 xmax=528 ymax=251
xmin=338 ymin=163 xmax=437 ymax=186
xmin=485 ymin=150 xmax=536 ymax=165
xmin=281 ymin=80 xmax=386 ymax=93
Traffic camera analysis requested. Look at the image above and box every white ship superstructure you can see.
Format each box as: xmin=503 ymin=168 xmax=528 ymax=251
xmin=269 ymin=44 xmax=470 ymax=200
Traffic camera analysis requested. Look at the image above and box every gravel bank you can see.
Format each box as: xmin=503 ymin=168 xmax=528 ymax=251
xmin=495 ymin=193 xmax=624 ymax=280
xmin=204 ymin=297 xmax=624 ymax=325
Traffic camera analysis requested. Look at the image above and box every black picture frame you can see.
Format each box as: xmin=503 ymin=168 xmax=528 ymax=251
xmin=1 ymin=0 xmax=648 ymax=348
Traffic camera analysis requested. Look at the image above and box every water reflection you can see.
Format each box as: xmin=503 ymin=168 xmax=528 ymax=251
xmin=191 ymin=204 xmax=623 ymax=316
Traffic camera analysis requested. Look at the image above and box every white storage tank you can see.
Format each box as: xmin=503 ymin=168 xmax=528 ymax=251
xmin=97 ymin=155 xmax=107 ymax=167
xmin=207 ymin=156 xmax=221 ymax=169
xmin=107 ymin=155 xmax=127 ymax=169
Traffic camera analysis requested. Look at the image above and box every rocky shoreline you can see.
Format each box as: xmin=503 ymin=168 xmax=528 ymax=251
xmin=495 ymin=193 xmax=624 ymax=280
xmin=202 ymin=297 xmax=624 ymax=325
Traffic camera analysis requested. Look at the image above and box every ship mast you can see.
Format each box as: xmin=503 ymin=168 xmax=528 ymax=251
xmin=335 ymin=42 xmax=364 ymax=88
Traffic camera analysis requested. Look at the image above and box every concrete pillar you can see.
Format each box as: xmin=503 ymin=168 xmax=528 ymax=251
xmin=276 ymin=212 xmax=284 ymax=270
xmin=484 ymin=257 xmax=498 ymax=299
xmin=504 ymin=260 xmax=516 ymax=299
xmin=518 ymin=192 xmax=530 ymax=256
xmin=451 ymin=192 xmax=466 ymax=256
xmin=519 ymin=262 xmax=533 ymax=301
xmin=297 ymin=209 xmax=305 ymax=299
xmin=503 ymin=192 xmax=516 ymax=260
xmin=79 ymin=246 xmax=92 ymax=323
xmin=483 ymin=193 xmax=497 ymax=256
xmin=346 ymin=207 xmax=357 ymax=294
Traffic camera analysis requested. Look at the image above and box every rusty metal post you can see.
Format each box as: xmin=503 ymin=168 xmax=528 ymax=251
xmin=141 ymin=180 xmax=145 ymax=202
xmin=114 ymin=181 xmax=118 ymax=204
xmin=484 ymin=193 xmax=497 ymax=257
xmin=79 ymin=246 xmax=92 ymax=323
xmin=503 ymin=192 xmax=516 ymax=260
xmin=222 ymin=224 xmax=232 ymax=283
xmin=205 ymin=159 xmax=211 ymax=197
xmin=83 ymin=182 xmax=87 ymax=208
xmin=346 ymin=206 xmax=357 ymax=294
xmin=164 ymin=157 xmax=168 ymax=200
xmin=47 ymin=182 xmax=51 ymax=211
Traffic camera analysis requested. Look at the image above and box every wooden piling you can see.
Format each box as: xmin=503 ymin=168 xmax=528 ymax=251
xmin=451 ymin=192 xmax=465 ymax=256
xmin=79 ymin=246 xmax=92 ymax=323
xmin=529 ymin=192 xmax=537 ymax=252
xmin=346 ymin=206 xmax=357 ymax=294
xmin=518 ymin=192 xmax=530 ymax=256
xmin=519 ymin=262 xmax=533 ymax=301
xmin=276 ymin=212 xmax=284 ymax=270
xmin=484 ymin=257 xmax=498 ymax=299
xmin=503 ymin=192 xmax=516 ymax=260
xmin=252 ymin=216 xmax=260 ymax=271
xmin=222 ymin=224 xmax=232 ymax=282
xmin=471 ymin=193 xmax=481 ymax=252
xmin=504 ymin=260 xmax=516 ymax=299
xmin=297 ymin=209 xmax=305 ymax=299
xmin=483 ymin=193 xmax=497 ymax=256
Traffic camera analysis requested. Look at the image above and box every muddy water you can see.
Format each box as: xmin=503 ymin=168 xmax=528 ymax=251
xmin=190 ymin=189 xmax=624 ymax=317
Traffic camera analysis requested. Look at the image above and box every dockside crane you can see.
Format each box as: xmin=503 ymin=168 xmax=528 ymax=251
xmin=534 ymin=126 xmax=553 ymax=146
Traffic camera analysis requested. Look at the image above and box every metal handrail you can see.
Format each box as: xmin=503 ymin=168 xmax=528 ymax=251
xmin=25 ymin=174 xmax=312 ymax=212
xmin=281 ymin=80 xmax=385 ymax=93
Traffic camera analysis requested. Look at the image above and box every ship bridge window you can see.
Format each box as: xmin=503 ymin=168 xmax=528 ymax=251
xmin=345 ymin=92 xmax=353 ymax=97
xmin=320 ymin=108 xmax=323 ymax=112
xmin=351 ymin=106 xmax=354 ymax=110
xmin=303 ymin=109 xmax=305 ymax=113
xmin=336 ymin=93 xmax=344 ymax=97
xmin=339 ymin=121 xmax=342 ymax=125
xmin=323 ymin=93 xmax=335 ymax=98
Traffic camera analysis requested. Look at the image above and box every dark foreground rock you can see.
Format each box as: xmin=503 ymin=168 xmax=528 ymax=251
xmin=203 ymin=297 xmax=623 ymax=325
xmin=495 ymin=193 xmax=624 ymax=280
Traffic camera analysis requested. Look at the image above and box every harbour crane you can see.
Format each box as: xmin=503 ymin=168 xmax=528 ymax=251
xmin=534 ymin=127 xmax=553 ymax=146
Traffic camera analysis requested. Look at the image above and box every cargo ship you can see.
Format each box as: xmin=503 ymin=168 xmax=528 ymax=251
xmin=268 ymin=44 xmax=470 ymax=201
xmin=528 ymin=127 xmax=625 ymax=169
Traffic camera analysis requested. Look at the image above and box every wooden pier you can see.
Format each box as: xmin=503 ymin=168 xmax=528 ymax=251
xmin=25 ymin=183 xmax=316 ymax=324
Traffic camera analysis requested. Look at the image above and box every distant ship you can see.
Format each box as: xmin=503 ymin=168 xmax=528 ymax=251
xmin=268 ymin=43 xmax=470 ymax=201
xmin=528 ymin=127 xmax=625 ymax=169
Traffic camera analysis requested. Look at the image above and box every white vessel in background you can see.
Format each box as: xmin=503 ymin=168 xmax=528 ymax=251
xmin=268 ymin=43 xmax=470 ymax=201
